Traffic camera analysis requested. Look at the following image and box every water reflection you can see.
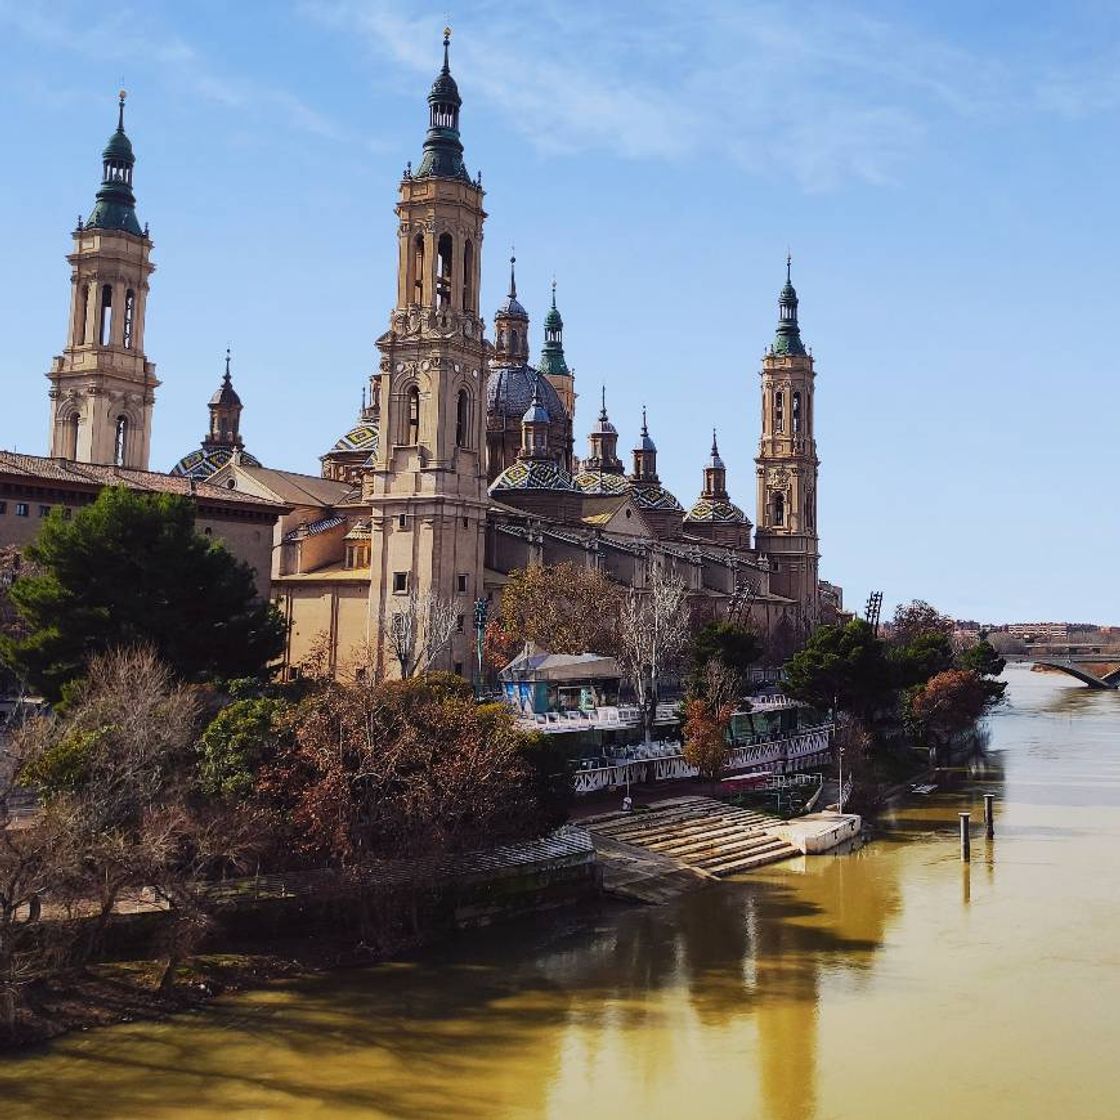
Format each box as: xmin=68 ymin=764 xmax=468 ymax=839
xmin=3 ymin=667 xmax=1120 ymax=1120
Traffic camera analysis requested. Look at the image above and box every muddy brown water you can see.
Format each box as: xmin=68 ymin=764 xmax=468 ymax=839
xmin=2 ymin=664 xmax=1118 ymax=1119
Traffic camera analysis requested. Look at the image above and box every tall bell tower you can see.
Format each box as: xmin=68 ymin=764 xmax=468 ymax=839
xmin=364 ymin=30 xmax=489 ymax=678
xmin=47 ymin=92 xmax=157 ymax=469
xmin=754 ymin=258 xmax=820 ymax=626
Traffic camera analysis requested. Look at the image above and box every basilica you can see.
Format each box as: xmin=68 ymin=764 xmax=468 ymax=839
xmin=4 ymin=33 xmax=841 ymax=683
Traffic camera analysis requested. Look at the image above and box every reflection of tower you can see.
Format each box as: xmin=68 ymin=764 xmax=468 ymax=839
xmin=365 ymin=30 xmax=488 ymax=679
xmin=48 ymin=92 xmax=158 ymax=469
xmin=754 ymin=258 xmax=819 ymax=626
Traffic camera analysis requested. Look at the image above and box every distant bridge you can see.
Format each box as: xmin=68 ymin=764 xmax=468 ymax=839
xmin=1031 ymin=657 xmax=1120 ymax=690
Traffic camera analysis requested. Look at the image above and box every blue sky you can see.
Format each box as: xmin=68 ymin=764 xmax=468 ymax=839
xmin=1 ymin=0 xmax=1117 ymax=625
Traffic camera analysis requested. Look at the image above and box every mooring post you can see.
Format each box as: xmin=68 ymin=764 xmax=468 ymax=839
xmin=959 ymin=812 xmax=971 ymax=862
xmin=983 ymin=793 xmax=995 ymax=839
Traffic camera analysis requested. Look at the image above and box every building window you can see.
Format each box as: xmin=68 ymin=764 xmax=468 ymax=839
xmin=406 ymin=387 xmax=420 ymax=445
xmin=792 ymin=392 xmax=801 ymax=434
xmin=463 ymin=240 xmax=474 ymax=312
xmin=456 ymin=389 xmax=470 ymax=448
xmin=398 ymin=513 xmax=408 ymax=529
xmin=63 ymin=413 xmax=80 ymax=459
xmin=436 ymin=233 xmax=453 ymax=310
xmin=0 ymin=501 xmax=6 ymax=515
xmin=774 ymin=391 xmax=784 ymax=434
xmin=76 ymin=283 xmax=89 ymax=346
xmin=456 ymin=614 xmax=465 ymax=633
xmin=393 ymin=571 xmax=408 ymax=594
xmin=99 ymin=284 xmax=113 ymax=345
xmin=453 ymin=661 xmax=464 ymax=677
xmin=456 ymin=574 xmax=468 ymax=593
xmin=462 ymin=516 xmax=469 ymax=528
xmin=771 ymin=491 xmax=785 ymax=527
xmin=114 ymin=415 xmax=128 ymax=467
xmin=15 ymin=503 xmax=29 ymax=518
xmin=412 ymin=234 xmax=425 ymax=305
xmin=38 ymin=505 xmax=50 ymax=518
xmin=122 ymin=289 xmax=136 ymax=350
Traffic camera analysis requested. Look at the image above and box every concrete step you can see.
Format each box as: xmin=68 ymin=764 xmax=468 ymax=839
xmin=704 ymin=842 xmax=800 ymax=876
xmin=626 ymin=814 xmax=765 ymax=845
xmin=686 ymin=834 xmax=787 ymax=869
xmin=646 ymin=823 xmax=769 ymax=855
xmin=598 ymin=807 xmax=727 ymax=839
xmin=667 ymin=832 xmax=779 ymax=864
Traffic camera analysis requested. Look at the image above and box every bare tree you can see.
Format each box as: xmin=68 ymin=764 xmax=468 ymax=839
xmin=617 ymin=567 xmax=691 ymax=744
xmin=387 ymin=589 xmax=460 ymax=678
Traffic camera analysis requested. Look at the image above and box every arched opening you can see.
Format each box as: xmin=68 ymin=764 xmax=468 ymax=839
xmin=771 ymin=491 xmax=785 ymax=527
xmin=412 ymin=234 xmax=425 ymax=305
xmin=99 ymin=284 xmax=113 ymax=346
xmin=792 ymin=391 xmax=801 ymax=434
xmin=462 ymin=240 xmax=474 ymax=312
xmin=63 ymin=413 xmax=80 ymax=460
xmin=122 ymin=289 xmax=136 ymax=350
xmin=456 ymin=389 xmax=470 ymax=448
xmin=406 ymin=387 xmax=420 ymax=445
xmin=114 ymin=415 xmax=128 ymax=467
xmin=76 ymin=283 xmax=89 ymax=346
xmin=774 ymin=390 xmax=784 ymax=434
xmin=436 ymin=233 xmax=453 ymax=310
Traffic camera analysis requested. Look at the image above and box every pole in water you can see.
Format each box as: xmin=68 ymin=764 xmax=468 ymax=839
xmin=959 ymin=812 xmax=971 ymax=862
xmin=983 ymin=793 xmax=995 ymax=839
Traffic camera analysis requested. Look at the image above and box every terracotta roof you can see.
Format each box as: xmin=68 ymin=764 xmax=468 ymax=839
xmin=225 ymin=465 xmax=350 ymax=507
xmin=0 ymin=451 xmax=284 ymax=509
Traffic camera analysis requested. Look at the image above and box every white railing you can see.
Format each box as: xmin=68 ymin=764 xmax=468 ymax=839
xmin=572 ymin=724 xmax=833 ymax=795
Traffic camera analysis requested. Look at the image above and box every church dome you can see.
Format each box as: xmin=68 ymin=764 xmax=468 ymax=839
xmin=330 ymin=422 xmax=379 ymax=455
xmin=573 ymin=469 xmax=628 ymax=496
xmin=487 ymin=365 xmax=566 ymax=421
xmin=102 ymin=128 xmax=134 ymax=163
xmin=490 ymin=459 xmax=577 ymax=493
xmin=630 ymin=480 xmax=684 ymax=512
xmin=171 ymin=446 xmax=261 ymax=482
xmin=210 ymin=379 xmax=241 ymax=408
xmin=684 ymin=497 xmax=748 ymax=524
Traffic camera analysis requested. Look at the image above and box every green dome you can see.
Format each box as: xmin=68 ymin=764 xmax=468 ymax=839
xmin=102 ymin=128 xmax=134 ymax=163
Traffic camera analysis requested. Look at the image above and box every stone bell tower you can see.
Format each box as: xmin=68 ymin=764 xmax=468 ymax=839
xmin=754 ymin=258 xmax=820 ymax=626
xmin=47 ymin=92 xmax=157 ymax=470
xmin=364 ymin=29 xmax=489 ymax=679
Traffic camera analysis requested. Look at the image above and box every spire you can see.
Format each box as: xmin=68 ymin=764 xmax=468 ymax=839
xmin=702 ymin=427 xmax=728 ymax=498
xmin=205 ymin=348 xmax=244 ymax=450
xmin=494 ymin=250 xmax=529 ymax=363
xmin=85 ymin=90 xmax=143 ymax=236
xmin=772 ymin=254 xmax=807 ymax=357
xmin=415 ymin=27 xmax=471 ymax=181
xmin=632 ymin=406 xmax=658 ymax=481
xmin=508 ymin=253 xmax=518 ymax=300
xmin=539 ymin=277 xmax=570 ymax=379
xmin=520 ymin=374 xmax=551 ymax=459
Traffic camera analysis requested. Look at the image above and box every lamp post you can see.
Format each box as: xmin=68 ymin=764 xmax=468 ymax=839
xmin=473 ymin=597 xmax=489 ymax=700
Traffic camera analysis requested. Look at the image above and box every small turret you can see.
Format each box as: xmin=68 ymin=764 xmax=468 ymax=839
xmin=631 ymin=406 xmax=659 ymax=482
xmin=415 ymin=28 xmax=471 ymax=181
xmin=493 ymin=254 xmax=530 ymax=364
xmin=772 ymin=254 xmax=807 ymax=357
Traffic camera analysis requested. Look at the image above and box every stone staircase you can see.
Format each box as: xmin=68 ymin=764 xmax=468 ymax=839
xmin=582 ymin=795 xmax=799 ymax=879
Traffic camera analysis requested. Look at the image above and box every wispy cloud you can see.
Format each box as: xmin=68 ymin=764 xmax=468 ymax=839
xmin=0 ymin=0 xmax=351 ymax=144
xmin=301 ymin=0 xmax=1018 ymax=188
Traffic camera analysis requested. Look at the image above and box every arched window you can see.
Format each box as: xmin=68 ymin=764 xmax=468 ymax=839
xmin=76 ymin=283 xmax=89 ymax=346
xmin=806 ymin=394 xmax=812 ymax=434
xmin=436 ymin=233 xmax=453 ymax=310
xmin=412 ymin=234 xmax=425 ymax=305
xmin=122 ymin=289 xmax=136 ymax=350
xmin=406 ymin=387 xmax=420 ymax=445
xmin=456 ymin=389 xmax=470 ymax=448
xmin=792 ymin=391 xmax=801 ymax=434
xmin=64 ymin=413 xmax=80 ymax=459
xmin=774 ymin=390 xmax=784 ymax=434
xmin=99 ymin=284 xmax=113 ymax=346
xmin=114 ymin=415 xmax=128 ymax=466
xmin=771 ymin=491 xmax=785 ymax=527
xmin=498 ymin=328 xmax=506 ymax=349
xmin=463 ymin=240 xmax=474 ymax=312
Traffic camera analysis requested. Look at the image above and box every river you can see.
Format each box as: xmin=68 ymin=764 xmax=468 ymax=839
xmin=2 ymin=664 xmax=1119 ymax=1119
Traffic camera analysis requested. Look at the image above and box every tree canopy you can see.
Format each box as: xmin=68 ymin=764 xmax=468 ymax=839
xmin=493 ymin=562 xmax=623 ymax=658
xmin=0 ymin=487 xmax=285 ymax=700
xmin=783 ymin=618 xmax=892 ymax=718
xmin=687 ymin=621 xmax=760 ymax=696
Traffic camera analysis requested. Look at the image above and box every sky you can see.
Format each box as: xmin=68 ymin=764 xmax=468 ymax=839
xmin=0 ymin=0 xmax=1117 ymax=625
